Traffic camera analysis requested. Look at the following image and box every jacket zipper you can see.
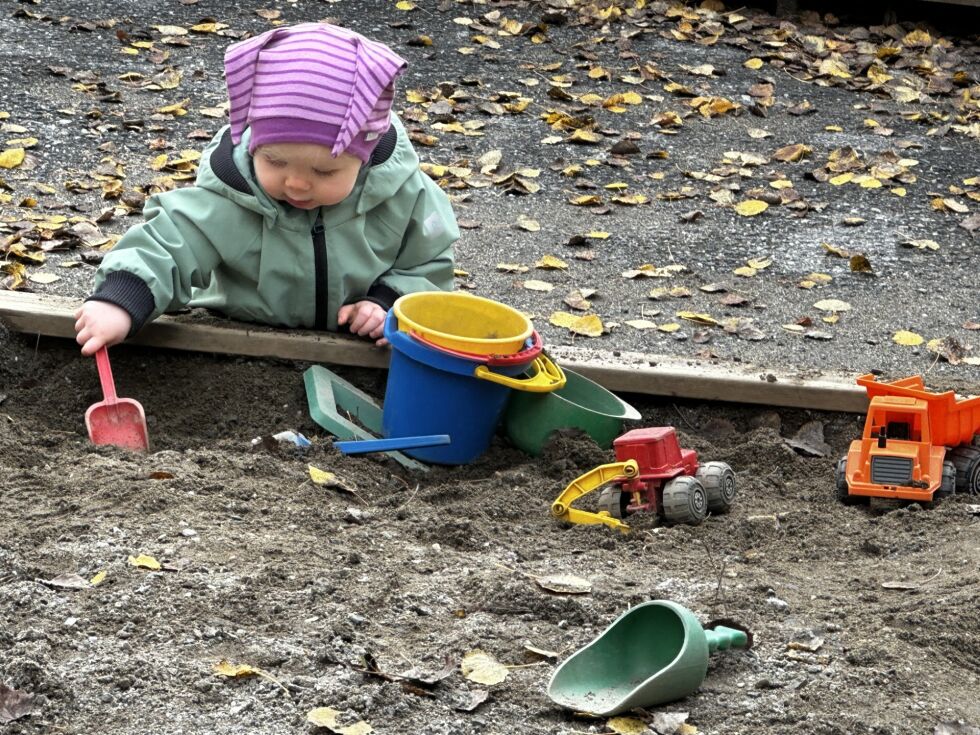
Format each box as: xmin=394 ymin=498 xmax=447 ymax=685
xmin=311 ymin=213 xmax=328 ymax=330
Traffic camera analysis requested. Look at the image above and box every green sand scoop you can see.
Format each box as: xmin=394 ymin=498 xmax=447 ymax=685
xmin=547 ymin=600 xmax=750 ymax=716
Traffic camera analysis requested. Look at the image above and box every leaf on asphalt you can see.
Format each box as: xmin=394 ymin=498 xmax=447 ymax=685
xmin=515 ymin=216 xmax=540 ymax=232
xmin=798 ymin=273 xmax=833 ymax=290
xmin=306 ymin=707 xmax=373 ymax=735
xmin=720 ymin=293 xmax=751 ymax=307
xmin=699 ymin=282 xmax=727 ymax=293
xmin=677 ymin=311 xmax=719 ymax=327
xmin=960 ymin=213 xmax=980 ymax=233
xmin=773 ymin=144 xmax=812 ymax=162
xmin=2 ymin=262 xmax=27 ymax=290
xmin=90 ymin=570 xmax=107 ymax=586
xmin=821 ymin=243 xmax=852 ymax=258
xmin=849 ymin=254 xmax=873 ymax=273
xmin=523 ymin=279 xmax=554 ymax=292
xmin=893 ymin=331 xmax=924 ymax=346
xmin=611 ymin=194 xmax=648 ymax=205
xmin=549 ymin=311 xmax=579 ymax=328
xmin=28 ymin=272 xmax=60 ymax=284
xmin=734 ymin=200 xmax=768 ymax=216
xmin=744 ymin=58 xmax=764 ymax=70
xmin=566 ymin=129 xmax=602 ymax=144
xmin=564 ymin=289 xmax=593 ymax=311
xmin=813 ymin=299 xmax=852 ymax=312
xmin=497 ymin=263 xmax=529 ymax=273
xmin=648 ymin=286 xmax=692 ymax=300
xmin=461 ymin=650 xmax=509 ymax=686
xmin=0 ymin=683 xmax=34 ymax=724
xmin=658 ymin=323 xmax=681 ymax=333
xmin=534 ymin=573 xmax=592 ymax=595
xmin=927 ymin=337 xmax=967 ymax=365
xmin=128 ymin=554 xmax=161 ymax=571
xmin=535 ymin=255 xmax=567 ymax=270
xmin=625 ymin=319 xmax=658 ymax=330
xmin=901 ymin=238 xmax=940 ymax=251
xmin=568 ymin=194 xmax=603 ymax=206
xmin=570 ymin=314 xmax=604 ymax=337
xmin=0 ymin=148 xmax=25 ymax=168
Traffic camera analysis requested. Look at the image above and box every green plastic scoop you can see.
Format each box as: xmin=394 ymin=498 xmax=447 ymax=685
xmin=547 ymin=600 xmax=749 ymax=716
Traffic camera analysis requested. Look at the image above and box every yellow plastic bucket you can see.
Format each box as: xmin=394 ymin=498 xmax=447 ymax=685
xmin=392 ymin=292 xmax=533 ymax=356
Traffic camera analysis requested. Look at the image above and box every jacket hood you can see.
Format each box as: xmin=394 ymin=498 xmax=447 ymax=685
xmin=194 ymin=115 xmax=420 ymax=230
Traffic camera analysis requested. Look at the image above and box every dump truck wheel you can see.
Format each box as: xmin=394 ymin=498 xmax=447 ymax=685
xmin=949 ymin=446 xmax=980 ymax=495
xmin=936 ymin=460 xmax=957 ymax=502
xmin=597 ymin=487 xmax=629 ymax=519
xmin=696 ymin=461 xmax=736 ymax=514
xmin=662 ymin=476 xmax=707 ymax=526
xmin=835 ymin=457 xmax=868 ymax=506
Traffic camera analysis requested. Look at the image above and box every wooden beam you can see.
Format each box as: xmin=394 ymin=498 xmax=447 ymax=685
xmin=0 ymin=290 xmax=867 ymax=412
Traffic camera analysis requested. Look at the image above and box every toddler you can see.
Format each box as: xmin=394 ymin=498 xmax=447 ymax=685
xmin=74 ymin=22 xmax=458 ymax=355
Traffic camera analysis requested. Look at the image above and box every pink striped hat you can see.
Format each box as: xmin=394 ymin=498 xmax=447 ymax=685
xmin=224 ymin=23 xmax=407 ymax=161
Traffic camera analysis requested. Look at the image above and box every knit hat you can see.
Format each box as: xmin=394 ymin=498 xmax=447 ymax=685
xmin=224 ymin=23 xmax=407 ymax=162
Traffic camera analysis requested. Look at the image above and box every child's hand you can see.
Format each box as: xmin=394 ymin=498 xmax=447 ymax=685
xmin=74 ymin=301 xmax=132 ymax=357
xmin=337 ymin=300 xmax=387 ymax=346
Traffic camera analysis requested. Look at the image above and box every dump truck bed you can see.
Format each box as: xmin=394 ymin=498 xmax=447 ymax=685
xmin=857 ymin=374 xmax=980 ymax=448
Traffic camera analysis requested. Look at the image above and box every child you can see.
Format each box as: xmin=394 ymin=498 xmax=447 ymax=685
xmin=74 ymin=22 xmax=458 ymax=356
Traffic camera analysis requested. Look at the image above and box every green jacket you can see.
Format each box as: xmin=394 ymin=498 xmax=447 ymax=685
xmin=91 ymin=115 xmax=458 ymax=333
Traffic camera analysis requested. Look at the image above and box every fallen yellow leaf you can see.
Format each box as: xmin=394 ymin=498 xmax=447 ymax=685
xmin=734 ymin=200 xmax=768 ymax=216
xmin=813 ymin=298 xmax=852 ymax=312
xmin=308 ymin=465 xmax=338 ymax=486
xmin=461 ymin=650 xmax=509 ymax=685
xmin=0 ymin=147 xmax=25 ymax=168
xmin=893 ymin=330 xmax=924 ymax=346
xmin=128 ymin=554 xmax=161 ymax=571
xmin=570 ymin=313 xmax=604 ymax=337
xmin=607 ymin=716 xmax=650 ymax=734
xmin=307 ymin=707 xmax=374 ymax=735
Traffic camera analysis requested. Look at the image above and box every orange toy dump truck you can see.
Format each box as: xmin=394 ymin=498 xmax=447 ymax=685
xmin=836 ymin=374 xmax=980 ymax=505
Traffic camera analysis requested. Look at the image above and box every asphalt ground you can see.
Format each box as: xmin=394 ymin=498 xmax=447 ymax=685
xmin=1 ymin=0 xmax=979 ymax=385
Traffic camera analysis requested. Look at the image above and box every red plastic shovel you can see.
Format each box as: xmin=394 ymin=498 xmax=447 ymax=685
xmin=85 ymin=347 xmax=149 ymax=451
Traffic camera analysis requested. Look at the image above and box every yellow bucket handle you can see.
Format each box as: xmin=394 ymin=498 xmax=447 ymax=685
xmin=474 ymin=354 xmax=566 ymax=393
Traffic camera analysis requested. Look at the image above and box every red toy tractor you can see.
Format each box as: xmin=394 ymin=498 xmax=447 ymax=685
xmin=551 ymin=427 xmax=737 ymax=533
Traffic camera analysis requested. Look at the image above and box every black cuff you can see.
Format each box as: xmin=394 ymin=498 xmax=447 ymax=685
xmin=345 ymin=282 xmax=401 ymax=311
xmin=86 ymin=271 xmax=156 ymax=336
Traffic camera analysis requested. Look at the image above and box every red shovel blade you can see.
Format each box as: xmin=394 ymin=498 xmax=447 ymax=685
xmin=85 ymin=347 xmax=149 ymax=451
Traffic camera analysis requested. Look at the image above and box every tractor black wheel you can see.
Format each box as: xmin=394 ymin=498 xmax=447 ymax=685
xmin=597 ymin=486 xmax=629 ymax=519
xmin=662 ymin=476 xmax=707 ymax=526
xmin=696 ymin=462 xmax=736 ymax=514
xmin=949 ymin=446 xmax=980 ymax=495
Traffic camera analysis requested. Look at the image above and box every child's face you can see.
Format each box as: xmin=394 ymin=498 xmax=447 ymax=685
xmin=253 ymin=143 xmax=362 ymax=209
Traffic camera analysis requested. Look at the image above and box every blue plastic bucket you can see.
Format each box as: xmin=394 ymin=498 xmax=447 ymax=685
xmin=382 ymin=310 xmax=564 ymax=465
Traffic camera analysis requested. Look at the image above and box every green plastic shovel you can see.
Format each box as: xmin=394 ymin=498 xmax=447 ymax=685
xmin=547 ymin=600 xmax=749 ymax=716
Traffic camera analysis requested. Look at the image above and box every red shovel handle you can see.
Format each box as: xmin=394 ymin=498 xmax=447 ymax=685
xmin=94 ymin=347 xmax=119 ymax=403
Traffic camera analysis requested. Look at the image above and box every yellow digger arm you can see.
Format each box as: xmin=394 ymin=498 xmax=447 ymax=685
xmin=551 ymin=459 xmax=639 ymax=534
